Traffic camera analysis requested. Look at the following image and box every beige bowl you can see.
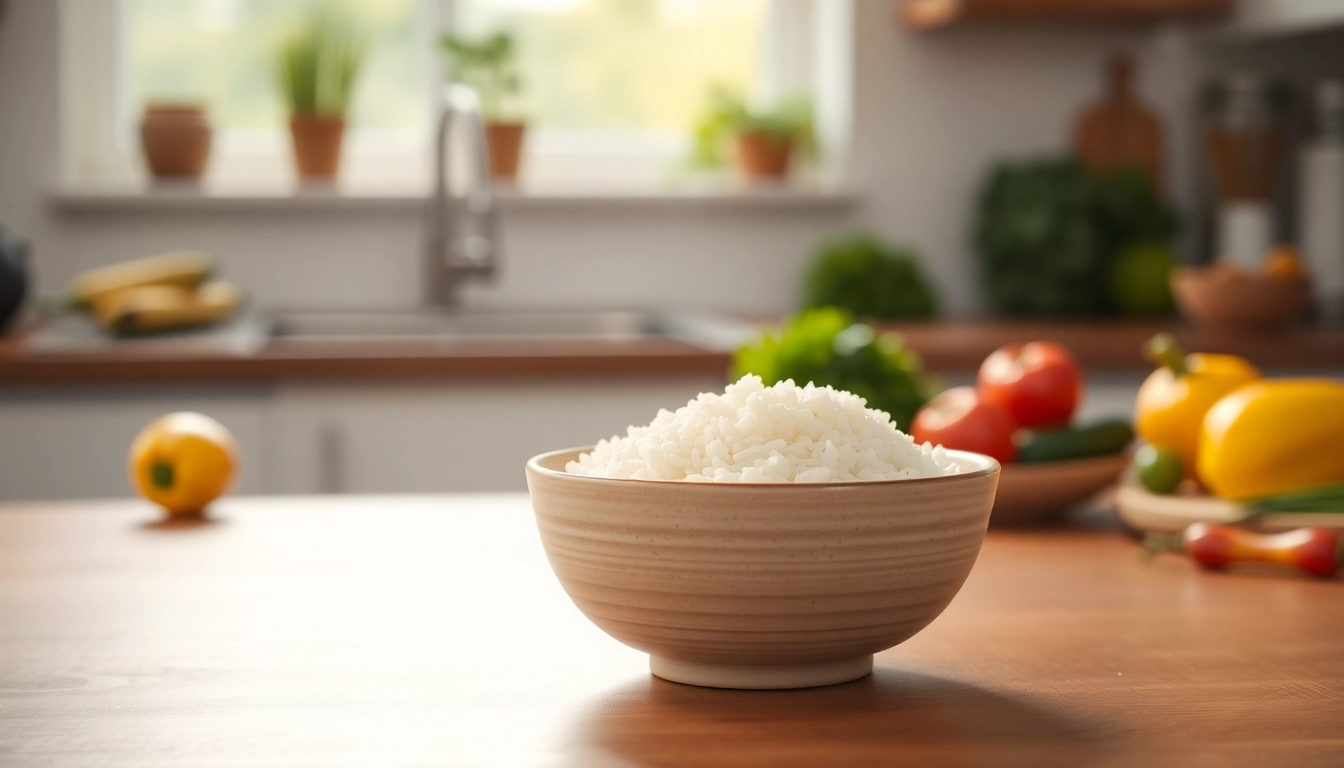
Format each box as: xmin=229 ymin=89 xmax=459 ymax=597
xmin=525 ymin=448 xmax=1000 ymax=690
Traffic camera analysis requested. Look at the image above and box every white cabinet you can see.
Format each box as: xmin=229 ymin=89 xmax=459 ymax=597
xmin=264 ymin=377 xmax=726 ymax=493
xmin=0 ymin=385 xmax=269 ymax=501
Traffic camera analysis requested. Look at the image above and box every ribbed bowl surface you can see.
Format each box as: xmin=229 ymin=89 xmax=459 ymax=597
xmin=526 ymin=448 xmax=999 ymax=667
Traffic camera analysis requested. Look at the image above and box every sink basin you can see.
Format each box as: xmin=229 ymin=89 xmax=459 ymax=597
xmin=271 ymin=309 xmax=755 ymax=350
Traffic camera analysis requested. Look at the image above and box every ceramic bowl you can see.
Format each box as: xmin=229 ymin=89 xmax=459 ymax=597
xmin=990 ymin=453 xmax=1131 ymax=527
xmin=1171 ymin=266 xmax=1310 ymax=332
xmin=525 ymin=447 xmax=1000 ymax=690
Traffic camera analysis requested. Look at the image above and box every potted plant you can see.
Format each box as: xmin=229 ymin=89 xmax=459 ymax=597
xmin=692 ymin=86 xmax=814 ymax=181
xmin=139 ymin=102 xmax=212 ymax=181
xmin=274 ymin=10 xmax=367 ymax=181
xmin=439 ymin=31 xmax=525 ymax=181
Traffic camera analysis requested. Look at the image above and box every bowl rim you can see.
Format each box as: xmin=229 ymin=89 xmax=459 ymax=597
xmin=527 ymin=446 xmax=999 ymax=489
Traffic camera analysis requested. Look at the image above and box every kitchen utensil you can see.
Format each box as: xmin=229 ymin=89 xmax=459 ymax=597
xmin=525 ymin=447 xmax=999 ymax=690
xmin=1299 ymin=79 xmax=1344 ymax=322
xmin=990 ymin=452 xmax=1130 ymax=526
xmin=1115 ymin=482 xmax=1344 ymax=534
xmin=0 ymin=224 xmax=29 ymax=332
xmin=1171 ymin=265 xmax=1309 ymax=331
xmin=1201 ymin=75 xmax=1292 ymax=269
xmin=1074 ymin=54 xmax=1163 ymax=189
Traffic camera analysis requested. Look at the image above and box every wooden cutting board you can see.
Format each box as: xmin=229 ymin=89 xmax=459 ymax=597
xmin=1073 ymin=55 xmax=1164 ymax=189
xmin=1115 ymin=482 xmax=1344 ymax=533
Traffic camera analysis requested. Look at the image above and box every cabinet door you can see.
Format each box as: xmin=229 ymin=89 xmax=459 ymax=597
xmin=0 ymin=386 xmax=268 ymax=501
xmin=267 ymin=377 xmax=725 ymax=494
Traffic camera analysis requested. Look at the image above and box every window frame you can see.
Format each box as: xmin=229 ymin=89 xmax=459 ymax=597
xmin=58 ymin=0 xmax=852 ymax=193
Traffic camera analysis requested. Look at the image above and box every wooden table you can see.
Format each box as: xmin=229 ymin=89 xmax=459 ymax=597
xmin=2 ymin=496 xmax=1341 ymax=767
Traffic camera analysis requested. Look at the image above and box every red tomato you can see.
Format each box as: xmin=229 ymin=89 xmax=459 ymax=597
xmin=910 ymin=387 xmax=1018 ymax=464
xmin=977 ymin=342 xmax=1082 ymax=428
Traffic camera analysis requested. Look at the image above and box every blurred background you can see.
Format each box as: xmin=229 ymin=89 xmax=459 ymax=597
xmin=1 ymin=0 xmax=1342 ymax=502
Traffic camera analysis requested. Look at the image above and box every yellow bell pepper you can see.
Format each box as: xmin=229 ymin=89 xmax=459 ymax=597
xmin=1134 ymin=334 xmax=1259 ymax=475
xmin=1199 ymin=379 xmax=1344 ymax=501
xmin=129 ymin=412 xmax=238 ymax=516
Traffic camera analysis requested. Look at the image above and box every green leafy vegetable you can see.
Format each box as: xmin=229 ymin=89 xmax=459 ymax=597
xmin=974 ymin=158 xmax=1178 ymax=317
xmin=1092 ymin=167 xmax=1178 ymax=250
xmin=274 ymin=7 xmax=368 ymax=119
xmin=732 ymin=308 xmax=938 ymax=430
xmin=439 ymin=31 xmax=521 ymax=121
xmin=803 ymin=234 xmax=938 ymax=321
xmin=690 ymin=85 xmax=814 ymax=170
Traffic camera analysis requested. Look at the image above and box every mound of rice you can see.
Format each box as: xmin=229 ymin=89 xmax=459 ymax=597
xmin=566 ymin=375 xmax=959 ymax=483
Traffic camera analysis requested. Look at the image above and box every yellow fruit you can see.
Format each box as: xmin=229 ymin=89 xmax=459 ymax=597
xmin=1199 ymin=379 xmax=1344 ymax=501
xmin=91 ymin=281 xmax=242 ymax=335
xmin=71 ymin=252 xmax=213 ymax=307
xmin=1135 ymin=334 xmax=1260 ymax=475
xmin=1263 ymin=245 xmax=1307 ymax=280
xmin=129 ymin=412 xmax=239 ymax=516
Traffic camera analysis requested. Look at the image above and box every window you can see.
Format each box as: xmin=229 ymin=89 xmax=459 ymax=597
xmin=124 ymin=0 xmax=431 ymax=148
xmin=60 ymin=0 xmax=849 ymax=192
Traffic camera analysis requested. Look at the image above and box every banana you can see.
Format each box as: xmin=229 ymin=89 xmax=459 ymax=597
xmin=71 ymin=252 xmax=214 ymax=308
xmin=91 ymin=281 xmax=242 ymax=336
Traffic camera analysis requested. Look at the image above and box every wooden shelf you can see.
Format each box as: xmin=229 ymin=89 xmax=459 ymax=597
xmin=902 ymin=0 xmax=1230 ymax=31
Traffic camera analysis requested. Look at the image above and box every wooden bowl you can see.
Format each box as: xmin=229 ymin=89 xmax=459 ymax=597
xmin=526 ymin=448 xmax=1000 ymax=690
xmin=1171 ymin=266 xmax=1309 ymax=332
xmin=990 ymin=453 xmax=1131 ymax=527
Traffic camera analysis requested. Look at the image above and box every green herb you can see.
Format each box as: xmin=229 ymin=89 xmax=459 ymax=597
xmin=690 ymin=85 xmax=814 ymax=169
xmin=439 ymin=31 xmax=521 ymax=121
xmin=1245 ymin=484 xmax=1344 ymax=517
xmin=974 ymin=158 xmax=1177 ymax=317
xmin=274 ymin=8 xmax=368 ymax=118
xmin=1140 ymin=531 xmax=1183 ymax=559
xmin=803 ymin=234 xmax=938 ymax=321
xmin=732 ymin=308 xmax=938 ymax=430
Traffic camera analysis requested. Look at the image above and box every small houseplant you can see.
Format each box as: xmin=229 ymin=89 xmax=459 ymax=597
xmin=692 ymin=85 xmax=814 ymax=180
xmin=274 ymin=9 xmax=367 ymax=180
xmin=139 ymin=102 xmax=212 ymax=180
xmin=440 ymin=31 xmax=525 ymax=181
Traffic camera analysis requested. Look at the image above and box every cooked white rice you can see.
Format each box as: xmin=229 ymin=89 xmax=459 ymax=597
xmin=566 ymin=375 xmax=959 ymax=483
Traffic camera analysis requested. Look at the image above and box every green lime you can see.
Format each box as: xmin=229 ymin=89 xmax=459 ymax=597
xmin=1134 ymin=444 xmax=1183 ymax=494
xmin=1109 ymin=243 xmax=1175 ymax=317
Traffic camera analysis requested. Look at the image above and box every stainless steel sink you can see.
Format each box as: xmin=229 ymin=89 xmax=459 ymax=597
xmin=270 ymin=309 xmax=755 ymax=350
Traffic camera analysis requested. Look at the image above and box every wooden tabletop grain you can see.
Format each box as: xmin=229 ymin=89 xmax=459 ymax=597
xmin=1 ymin=496 xmax=1341 ymax=767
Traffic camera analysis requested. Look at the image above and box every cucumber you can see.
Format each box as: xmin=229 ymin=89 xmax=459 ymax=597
xmin=1016 ymin=420 xmax=1134 ymax=464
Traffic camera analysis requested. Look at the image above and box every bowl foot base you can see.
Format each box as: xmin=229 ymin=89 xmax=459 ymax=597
xmin=649 ymin=654 xmax=873 ymax=690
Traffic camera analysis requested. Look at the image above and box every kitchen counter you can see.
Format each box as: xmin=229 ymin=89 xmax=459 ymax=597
xmin=3 ymin=320 xmax=1344 ymax=385
xmin=2 ymin=495 xmax=1340 ymax=766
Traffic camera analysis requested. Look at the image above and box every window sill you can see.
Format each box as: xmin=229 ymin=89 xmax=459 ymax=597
xmin=49 ymin=181 xmax=860 ymax=214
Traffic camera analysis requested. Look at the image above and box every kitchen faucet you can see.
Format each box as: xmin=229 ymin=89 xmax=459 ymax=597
xmin=425 ymin=84 xmax=498 ymax=307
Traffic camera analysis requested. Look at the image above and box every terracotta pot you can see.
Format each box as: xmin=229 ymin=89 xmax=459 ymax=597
xmin=1171 ymin=266 xmax=1310 ymax=332
xmin=735 ymin=131 xmax=793 ymax=180
xmin=527 ymin=447 xmax=999 ymax=690
xmin=486 ymin=122 xmax=527 ymax=181
xmin=288 ymin=116 xmax=345 ymax=180
xmin=139 ymin=104 xmax=212 ymax=179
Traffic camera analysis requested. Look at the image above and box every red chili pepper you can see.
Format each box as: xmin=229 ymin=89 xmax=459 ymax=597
xmin=1184 ymin=523 xmax=1339 ymax=578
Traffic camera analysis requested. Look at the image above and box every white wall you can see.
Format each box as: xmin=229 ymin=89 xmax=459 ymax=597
xmin=3 ymin=2 xmax=1341 ymax=317
xmin=850 ymin=6 xmax=1193 ymax=313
